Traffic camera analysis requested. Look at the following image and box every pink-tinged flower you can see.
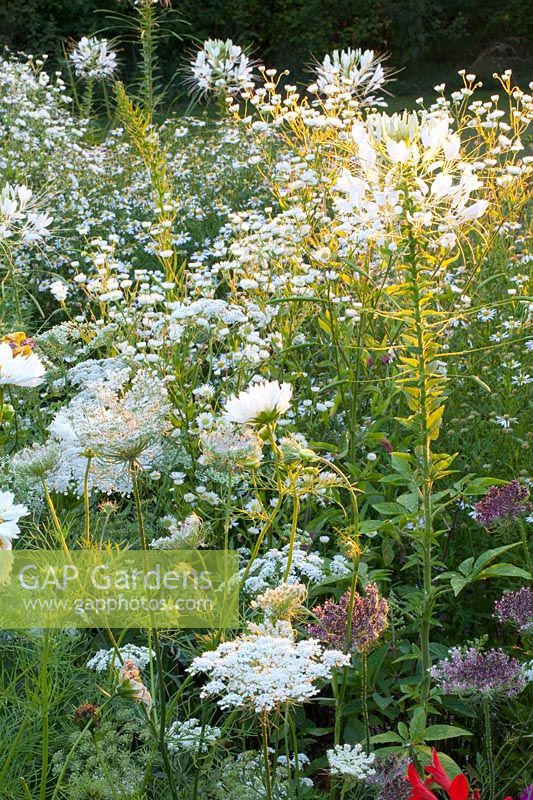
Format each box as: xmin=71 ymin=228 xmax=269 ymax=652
xmin=474 ymin=481 xmax=531 ymax=526
xmin=494 ymin=587 xmax=533 ymax=632
xmin=430 ymin=647 xmax=526 ymax=698
xmin=307 ymin=583 xmax=388 ymax=653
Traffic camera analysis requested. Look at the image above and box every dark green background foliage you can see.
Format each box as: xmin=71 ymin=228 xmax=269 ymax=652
xmin=1 ymin=0 xmax=531 ymax=89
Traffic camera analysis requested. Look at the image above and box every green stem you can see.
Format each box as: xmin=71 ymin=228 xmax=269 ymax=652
xmin=83 ymin=454 xmax=92 ymax=546
xmin=41 ymin=478 xmax=70 ymax=555
xmin=407 ymin=234 xmax=434 ymax=704
xmin=361 ymin=651 xmax=370 ymax=755
xmin=483 ymin=698 xmax=495 ymax=800
xmin=261 ymin=711 xmax=273 ymax=800
xmin=282 ymin=484 xmax=299 ymax=582
xmin=130 ymin=461 xmax=179 ymax=800
xmin=518 ymin=518 xmax=532 ymax=580
xmin=92 ymin=734 xmax=122 ymax=800
xmin=39 ymin=631 xmax=50 ymax=800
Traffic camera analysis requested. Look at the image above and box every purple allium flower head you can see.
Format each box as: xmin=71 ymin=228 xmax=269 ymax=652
xmin=520 ymin=786 xmax=533 ymax=800
xmin=367 ymin=754 xmax=410 ymax=800
xmin=430 ymin=646 xmax=526 ymax=698
xmin=494 ymin=587 xmax=533 ymax=632
xmin=306 ymin=583 xmax=388 ymax=653
xmin=474 ymin=481 xmax=531 ymax=527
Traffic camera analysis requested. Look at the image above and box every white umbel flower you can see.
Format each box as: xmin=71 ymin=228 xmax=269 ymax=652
xmin=223 ymin=379 xmax=292 ymax=425
xmin=327 ymin=743 xmax=376 ymax=779
xmin=70 ymin=37 xmax=118 ymax=80
xmin=188 ymin=622 xmax=350 ymax=713
xmin=0 ymin=489 xmax=29 ymax=547
xmin=0 ymin=341 xmax=45 ymax=387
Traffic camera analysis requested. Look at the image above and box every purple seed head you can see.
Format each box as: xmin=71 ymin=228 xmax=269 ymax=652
xmin=474 ymin=481 xmax=531 ymax=527
xmin=430 ymin=646 xmax=526 ymax=698
xmin=494 ymin=587 xmax=533 ymax=632
xmin=307 ymin=583 xmax=388 ymax=653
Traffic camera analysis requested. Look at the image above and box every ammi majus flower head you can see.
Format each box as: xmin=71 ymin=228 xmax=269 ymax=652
xmin=223 ymin=379 xmax=292 ymax=425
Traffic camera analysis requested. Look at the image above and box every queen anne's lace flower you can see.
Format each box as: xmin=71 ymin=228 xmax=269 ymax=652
xmin=86 ymin=644 xmax=155 ymax=672
xmin=189 ymin=622 xmax=350 ymax=713
xmin=70 ymin=37 xmax=118 ymax=80
xmin=327 ymin=743 xmax=376 ymax=779
xmin=167 ymin=718 xmax=221 ymax=753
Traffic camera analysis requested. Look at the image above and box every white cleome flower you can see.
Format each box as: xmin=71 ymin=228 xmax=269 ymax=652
xmin=223 ymin=379 xmax=292 ymax=425
xmin=188 ymin=622 xmax=350 ymax=713
xmin=0 ymin=341 xmax=45 ymax=387
xmin=313 ymin=48 xmax=392 ymax=107
xmin=0 ymin=183 xmax=52 ymax=242
xmin=0 ymin=490 xmax=29 ymax=546
xmin=188 ymin=39 xmax=257 ymax=97
xmin=70 ymin=37 xmax=118 ymax=80
xmin=327 ymin=743 xmax=376 ymax=780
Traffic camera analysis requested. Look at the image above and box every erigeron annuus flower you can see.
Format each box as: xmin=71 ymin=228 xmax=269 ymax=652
xmin=187 ymin=39 xmax=257 ymax=98
xmin=223 ymin=379 xmax=292 ymax=425
xmin=0 ymin=334 xmax=45 ymax=388
xmin=70 ymin=37 xmax=118 ymax=80
xmin=313 ymin=48 xmax=392 ymax=108
xmin=327 ymin=743 xmax=376 ymax=780
xmin=188 ymin=621 xmax=350 ymax=713
xmin=0 ymin=489 xmax=29 ymax=549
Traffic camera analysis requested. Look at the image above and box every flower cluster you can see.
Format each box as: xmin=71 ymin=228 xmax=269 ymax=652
xmin=199 ymin=423 xmax=263 ymax=471
xmin=86 ymin=644 xmax=155 ymax=672
xmin=0 ymin=184 xmax=52 ymax=243
xmin=167 ymin=718 xmax=221 ymax=754
xmin=327 ymin=743 xmax=376 ymax=780
xmin=188 ymin=39 xmax=257 ymax=98
xmin=188 ymin=621 xmax=350 ymax=712
xmin=149 ymin=513 xmax=205 ymax=549
xmin=430 ymin=646 xmax=526 ymax=698
xmin=312 ymin=48 xmax=392 ymax=108
xmin=474 ymin=481 xmax=531 ymax=526
xmin=494 ymin=587 xmax=533 ymax=632
xmin=70 ymin=37 xmax=118 ymax=80
xmin=307 ymin=583 xmax=389 ymax=652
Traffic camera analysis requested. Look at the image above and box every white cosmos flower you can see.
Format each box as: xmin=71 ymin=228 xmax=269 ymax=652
xmin=0 ymin=342 xmax=45 ymax=387
xmin=223 ymin=380 xmax=292 ymax=424
xmin=0 ymin=490 xmax=29 ymax=543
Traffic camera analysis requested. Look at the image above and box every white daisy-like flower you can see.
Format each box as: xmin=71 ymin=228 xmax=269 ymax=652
xmin=0 ymin=489 xmax=29 ymax=547
xmin=0 ymin=341 xmax=45 ymax=388
xmin=223 ymin=379 xmax=292 ymax=425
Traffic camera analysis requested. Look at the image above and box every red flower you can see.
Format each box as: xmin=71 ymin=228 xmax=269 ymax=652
xmin=407 ymin=763 xmax=439 ymax=800
xmin=407 ymin=751 xmax=513 ymax=800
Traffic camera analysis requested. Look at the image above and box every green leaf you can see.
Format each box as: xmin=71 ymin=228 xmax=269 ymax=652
xmin=372 ymin=502 xmax=407 ymax=516
xmin=477 ymin=564 xmax=531 ymax=581
xmin=409 ymin=707 xmax=427 ymax=742
xmin=424 ymin=725 xmax=472 ymax=740
xmin=370 ymin=732 xmax=403 ymax=744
